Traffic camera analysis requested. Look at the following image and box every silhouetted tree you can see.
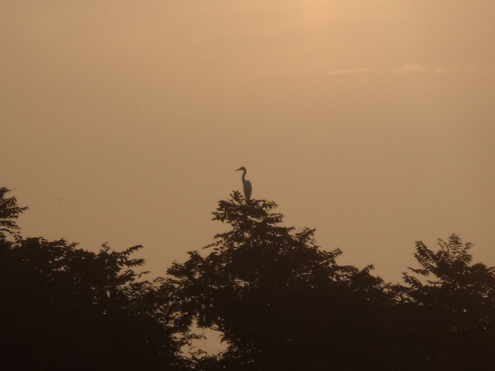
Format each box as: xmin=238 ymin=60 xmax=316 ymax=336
xmin=168 ymin=194 xmax=495 ymax=371
xmin=0 ymin=187 xmax=27 ymax=237
xmin=397 ymin=234 xmax=495 ymax=370
xmin=168 ymin=192 xmax=393 ymax=370
xmin=0 ymin=188 xmax=189 ymax=371
xmin=4 ymin=186 xmax=495 ymax=370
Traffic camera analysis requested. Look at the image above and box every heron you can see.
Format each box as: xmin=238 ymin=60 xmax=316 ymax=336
xmin=235 ymin=167 xmax=252 ymax=201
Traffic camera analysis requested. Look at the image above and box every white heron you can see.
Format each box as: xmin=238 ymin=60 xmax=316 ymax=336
xmin=235 ymin=167 xmax=252 ymax=201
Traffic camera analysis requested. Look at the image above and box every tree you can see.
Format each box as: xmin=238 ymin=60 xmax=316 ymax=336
xmin=5 ymin=185 xmax=495 ymax=370
xmin=0 ymin=187 xmax=27 ymax=237
xmin=399 ymin=234 xmax=495 ymax=370
xmin=168 ymin=192 xmax=393 ymax=370
xmin=0 ymin=188 xmax=189 ymax=371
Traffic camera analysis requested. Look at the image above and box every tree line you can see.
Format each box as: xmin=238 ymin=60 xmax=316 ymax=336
xmin=1 ymin=187 xmax=494 ymax=370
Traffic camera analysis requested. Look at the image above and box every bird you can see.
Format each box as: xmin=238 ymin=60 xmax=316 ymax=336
xmin=235 ymin=167 xmax=252 ymax=201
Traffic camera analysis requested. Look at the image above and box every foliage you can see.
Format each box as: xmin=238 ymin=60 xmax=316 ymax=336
xmin=398 ymin=234 xmax=495 ymax=370
xmin=169 ymin=193 xmax=495 ymax=370
xmin=0 ymin=187 xmax=27 ymax=237
xmin=0 ymin=189 xmax=188 ymax=371
xmin=168 ymin=192 xmax=393 ymax=370
xmin=3 ymin=186 xmax=495 ymax=370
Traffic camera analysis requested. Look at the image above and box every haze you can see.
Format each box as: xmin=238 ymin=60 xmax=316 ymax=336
xmin=2 ymin=1 xmax=495 ymax=285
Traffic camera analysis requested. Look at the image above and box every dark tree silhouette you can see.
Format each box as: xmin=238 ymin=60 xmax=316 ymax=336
xmin=397 ymin=234 xmax=495 ymax=370
xmin=167 ymin=192 xmax=393 ymax=370
xmin=168 ymin=194 xmax=495 ymax=371
xmin=3 ymin=186 xmax=495 ymax=370
xmin=0 ymin=187 xmax=27 ymax=237
xmin=0 ymin=188 xmax=189 ymax=371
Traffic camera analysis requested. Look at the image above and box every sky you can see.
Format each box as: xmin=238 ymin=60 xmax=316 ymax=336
xmin=2 ymin=1 xmax=495 ymax=289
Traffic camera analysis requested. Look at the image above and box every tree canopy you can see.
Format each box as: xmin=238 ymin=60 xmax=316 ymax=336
xmin=2 ymin=187 xmax=495 ymax=370
xmin=0 ymin=189 xmax=189 ymax=371
xmin=0 ymin=187 xmax=27 ymax=237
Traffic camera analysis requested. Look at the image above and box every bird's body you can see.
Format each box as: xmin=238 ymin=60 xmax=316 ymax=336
xmin=236 ymin=167 xmax=252 ymax=201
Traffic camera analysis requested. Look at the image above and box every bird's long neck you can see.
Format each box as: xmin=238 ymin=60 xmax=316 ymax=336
xmin=241 ymin=169 xmax=247 ymax=182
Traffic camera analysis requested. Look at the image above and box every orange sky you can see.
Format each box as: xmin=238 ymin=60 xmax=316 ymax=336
xmin=2 ymin=1 xmax=495 ymax=286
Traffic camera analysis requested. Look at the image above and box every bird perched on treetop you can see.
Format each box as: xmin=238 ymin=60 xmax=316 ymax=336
xmin=235 ymin=167 xmax=252 ymax=201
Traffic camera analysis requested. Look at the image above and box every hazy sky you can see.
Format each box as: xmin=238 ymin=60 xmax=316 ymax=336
xmin=2 ymin=0 xmax=495 ymax=284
